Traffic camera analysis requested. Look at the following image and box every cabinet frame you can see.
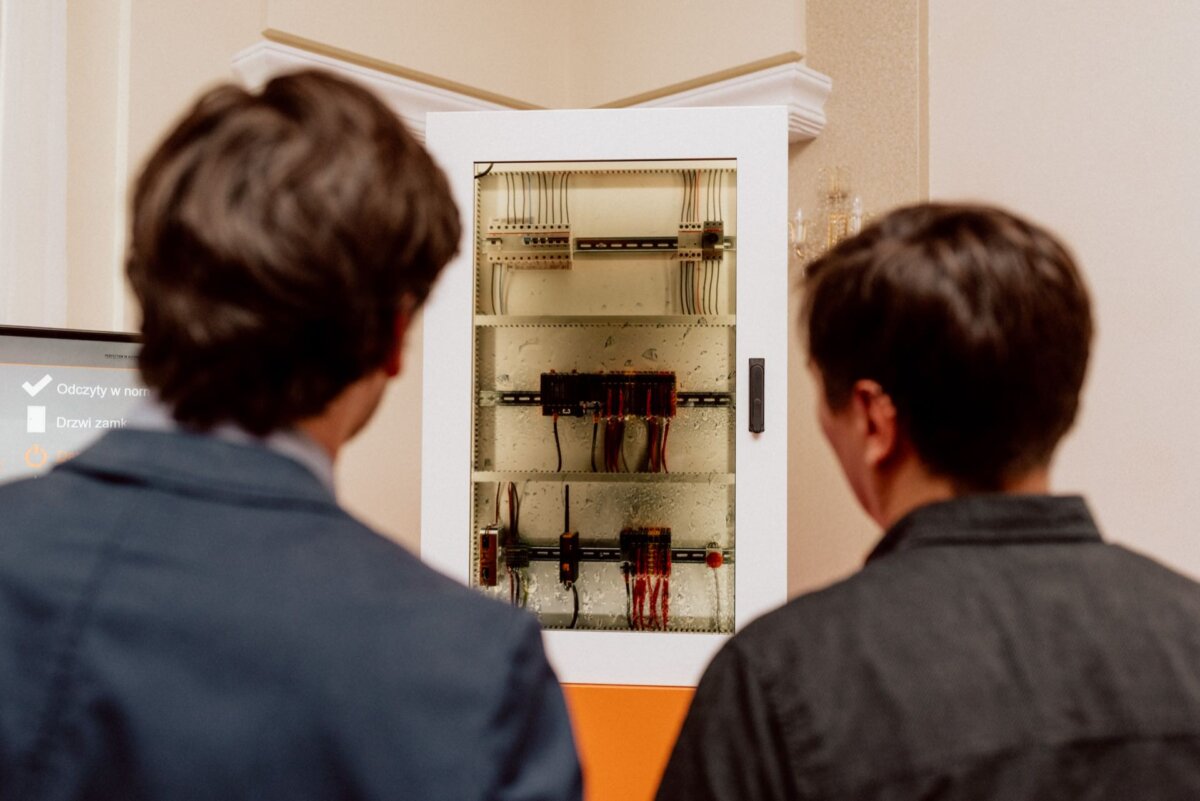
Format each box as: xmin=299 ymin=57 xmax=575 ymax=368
xmin=422 ymin=107 xmax=788 ymax=686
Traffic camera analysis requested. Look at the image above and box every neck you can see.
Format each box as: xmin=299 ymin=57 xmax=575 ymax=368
xmin=296 ymin=367 xmax=389 ymax=462
xmin=873 ymin=462 xmax=1052 ymax=529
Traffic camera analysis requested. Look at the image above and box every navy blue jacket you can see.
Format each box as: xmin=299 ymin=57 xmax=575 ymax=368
xmin=0 ymin=429 xmax=581 ymax=801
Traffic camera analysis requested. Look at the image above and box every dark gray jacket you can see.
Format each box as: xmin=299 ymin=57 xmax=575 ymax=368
xmin=659 ymin=495 xmax=1200 ymax=800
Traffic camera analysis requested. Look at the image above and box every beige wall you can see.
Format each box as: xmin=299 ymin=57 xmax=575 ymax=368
xmin=569 ymin=0 xmax=805 ymax=107
xmin=786 ymin=0 xmax=926 ymax=595
xmin=65 ymin=0 xmax=266 ymax=332
xmin=66 ymin=1 xmax=125 ymax=331
xmin=928 ymin=1 xmax=1200 ymax=580
xmin=266 ymin=0 xmax=805 ymax=108
xmin=266 ymin=0 xmax=571 ymax=107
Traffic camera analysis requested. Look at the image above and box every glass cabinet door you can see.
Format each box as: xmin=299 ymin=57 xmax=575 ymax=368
xmin=469 ymin=160 xmax=737 ymax=633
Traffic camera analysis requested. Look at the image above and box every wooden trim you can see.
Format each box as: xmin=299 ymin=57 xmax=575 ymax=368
xmin=595 ymin=52 xmax=805 ymax=109
xmin=261 ymin=29 xmax=540 ymax=110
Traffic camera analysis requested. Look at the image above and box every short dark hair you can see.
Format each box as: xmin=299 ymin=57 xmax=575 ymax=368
xmin=802 ymin=203 xmax=1092 ymax=491
xmin=127 ymin=69 xmax=460 ymax=435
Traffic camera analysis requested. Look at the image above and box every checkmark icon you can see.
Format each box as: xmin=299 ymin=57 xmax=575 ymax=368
xmin=22 ymin=375 xmax=52 ymax=397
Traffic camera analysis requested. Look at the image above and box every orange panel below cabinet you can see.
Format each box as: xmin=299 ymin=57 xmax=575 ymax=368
xmin=562 ymin=683 xmax=695 ymax=801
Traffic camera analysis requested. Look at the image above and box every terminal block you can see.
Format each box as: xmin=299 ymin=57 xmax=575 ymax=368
xmin=484 ymin=221 xmax=572 ymax=269
xmin=540 ymin=371 xmax=676 ymax=418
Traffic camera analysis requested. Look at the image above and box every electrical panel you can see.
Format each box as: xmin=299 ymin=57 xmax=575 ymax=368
xmin=423 ymin=108 xmax=787 ymax=686
xmin=470 ymin=159 xmax=737 ymax=635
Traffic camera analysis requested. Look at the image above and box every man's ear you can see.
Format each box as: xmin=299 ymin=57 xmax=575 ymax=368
xmin=383 ymin=308 xmax=412 ymax=378
xmin=851 ymin=380 xmax=899 ymax=468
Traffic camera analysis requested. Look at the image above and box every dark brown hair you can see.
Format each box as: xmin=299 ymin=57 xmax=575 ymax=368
xmin=802 ymin=203 xmax=1092 ymax=490
xmin=127 ymin=69 xmax=460 ymax=434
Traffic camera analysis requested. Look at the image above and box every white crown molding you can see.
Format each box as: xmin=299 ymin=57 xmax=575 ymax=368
xmin=633 ymin=61 xmax=831 ymax=143
xmin=231 ymin=41 xmax=509 ymax=143
xmin=231 ymin=41 xmax=831 ymax=144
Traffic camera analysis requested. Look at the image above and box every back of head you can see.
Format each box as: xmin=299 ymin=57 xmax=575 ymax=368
xmin=127 ymin=69 xmax=460 ymax=435
xmin=802 ymin=203 xmax=1093 ymax=491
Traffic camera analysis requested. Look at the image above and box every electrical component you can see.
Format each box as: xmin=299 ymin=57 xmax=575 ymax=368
xmin=503 ymin=545 xmax=530 ymax=569
xmin=620 ymin=527 xmax=672 ymax=631
xmin=541 ymin=371 xmax=675 ymax=473
xmin=559 ymin=532 xmax=580 ymax=585
xmin=484 ymin=221 xmax=572 ymax=268
xmin=478 ymin=525 xmax=499 ymax=586
xmin=540 ymin=371 xmax=676 ymax=418
xmin=559 ymin=486 xmax=580 ymax=585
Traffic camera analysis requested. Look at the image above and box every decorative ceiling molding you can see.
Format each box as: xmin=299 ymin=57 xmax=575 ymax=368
xmin=231 ymin=40 xmax=831 ymax=144
xmin=632 ymin=61 xmax=831 ymax=143
xmin=231 ymin=40 xmax=509 ymax=143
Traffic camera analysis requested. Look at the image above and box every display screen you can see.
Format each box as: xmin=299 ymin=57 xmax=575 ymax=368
xmin=0 ymin=326 xmax=143 ymax=484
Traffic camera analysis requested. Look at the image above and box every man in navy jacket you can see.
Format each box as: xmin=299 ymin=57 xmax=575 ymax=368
xmin=0 ymin=70 xmax=581 ymax=800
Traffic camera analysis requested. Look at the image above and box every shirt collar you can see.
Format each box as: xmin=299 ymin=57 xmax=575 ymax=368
xmin=125 ymin=396 xmax=336 ymax=496
xmin=867 ymin=494 xmax=1101 ymax=564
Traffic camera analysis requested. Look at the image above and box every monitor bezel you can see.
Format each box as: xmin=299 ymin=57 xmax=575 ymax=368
xmin=0 ymin=324 xmax=140 ymax=345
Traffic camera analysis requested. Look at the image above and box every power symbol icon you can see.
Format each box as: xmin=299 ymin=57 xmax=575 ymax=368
xmin=24 ymin=444 xmax=48 ymax=469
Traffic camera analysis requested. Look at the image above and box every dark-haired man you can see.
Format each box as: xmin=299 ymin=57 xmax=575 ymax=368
xmin=0 ymin=71 xmax=580 ymax=800
xmin=657 ymin=204 xmax=1200 ymax=800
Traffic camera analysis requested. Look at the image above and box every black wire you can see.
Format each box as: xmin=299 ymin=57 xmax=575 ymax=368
xmin=590 ymin=420 xmax=598 ymax=471
xmin=558 ymin=173 xmax=565 ymax=226
xmin=623 ymin=565 xmax=633 ymax=629
xmin=680 ymin=171 xmax=688 ymax=223
xmin=691 ymin=261 xmax=700 ymax=314
xmin=563 ymin=484 xmax=570 ymax=531
xmin=474 ymin=162 xmax=494 ymax=179
xmin=564 ymin=173 xmax=570 ymax=224
xmin=568 ymin=583 xmax=579 ymax=629
xmin=714 ymin=260 xmax=721 ymax=315
xmin=553 ymin=415 xmax=562 ymax=472
xmin=700 ymin=260 xmax=710 ymax=316
xmin=706 ymin=170 xmax=712 ymax=221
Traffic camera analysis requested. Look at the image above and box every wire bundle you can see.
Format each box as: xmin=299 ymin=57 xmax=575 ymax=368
xmin=501 ymin=482 xmax=527 ymax=608
xmin=678 ymin=168 xmax=726 ymax=316
xmin=623 ymin=531 xmax=671 ymax=631
xmin=503 ymin=171 xmax=571 ymax=226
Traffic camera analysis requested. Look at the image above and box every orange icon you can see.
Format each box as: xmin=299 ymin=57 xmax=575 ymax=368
xmin=24 ymin=444 xmax=48 ymax=469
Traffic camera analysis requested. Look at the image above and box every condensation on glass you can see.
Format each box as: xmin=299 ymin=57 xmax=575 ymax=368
xmin=469 ymin=159 xmax=736 ymax=633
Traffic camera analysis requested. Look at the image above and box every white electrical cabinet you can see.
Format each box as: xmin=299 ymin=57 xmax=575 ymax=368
xmin=421 ymin=107 xmax=788 ymax=686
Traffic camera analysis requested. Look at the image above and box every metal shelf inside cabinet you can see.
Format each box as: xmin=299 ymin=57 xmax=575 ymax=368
xmin=473 ymin=314 xmax=736 ymax=327
xmin=472 ymin=470 xmax=735 ymax=485
xmin=478 ymin=390 xmax=733 ymax=408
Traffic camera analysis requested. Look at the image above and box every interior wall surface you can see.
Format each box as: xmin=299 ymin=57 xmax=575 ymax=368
xmin=66 ymin=0 xmax=124 ymax=331
xmin=264 ymin=0 xmax=805 ymax=108
xmin=568 ymin=0 xmax=805 ymax=107
xmin=265 ymin=0 xmax=572 ymax=107
xmin=786 ymin=0 xmax=926 ymax=596
xmin=927 ymin=0 xmax=1200 ymax=580
xmin=64 ymin=0 xmax=266 ymax=332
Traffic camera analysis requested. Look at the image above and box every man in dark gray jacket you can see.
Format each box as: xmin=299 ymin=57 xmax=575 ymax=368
xmin=658 ymin=204 xmax=1200 ymax=800
xmin=0 ymin=70 xmax=580 ymax=801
